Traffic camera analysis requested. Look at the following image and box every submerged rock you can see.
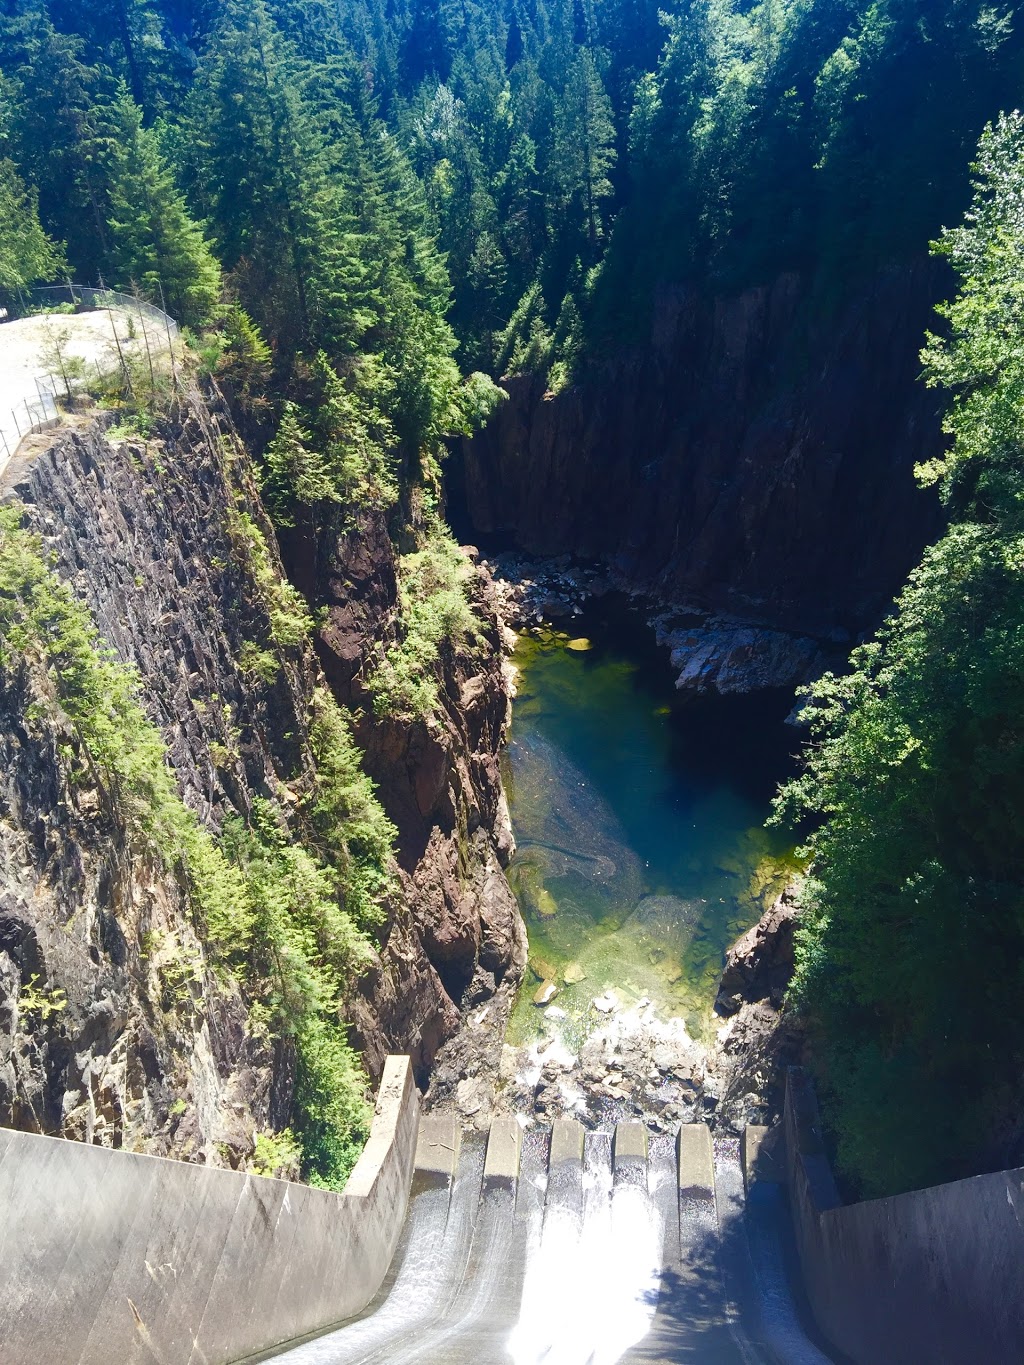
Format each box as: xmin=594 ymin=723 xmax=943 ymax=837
xmin=528 ymin=954 xmax=559 ymax=983
xmin=533 ymin=981 xmax=558 ymax=1007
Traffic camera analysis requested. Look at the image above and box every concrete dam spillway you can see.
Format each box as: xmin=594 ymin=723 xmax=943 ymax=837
xmin=2 ymin=1057 xmax=1022 ymax=1363
xmin=266 ymin=1113 xmax=829 ymax=1365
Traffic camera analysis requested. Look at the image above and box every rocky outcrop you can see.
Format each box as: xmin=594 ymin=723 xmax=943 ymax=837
xmin=292 ymin=510 xmax=526 ymax=1090
xmin=434 ymin=891 xmax=807 ymax=1136
xmin=710 ymin=890 xmax=806 ymax=1132
xmin=654 ymin=618 xmax=833 ymax=695
xmin=490 ymin=1003 xmax=709 ymax=1135
xmin=715 ymin=890 xmax=800 ymax=1015
xmin=461 ymin=265 xmax=945 ymax=637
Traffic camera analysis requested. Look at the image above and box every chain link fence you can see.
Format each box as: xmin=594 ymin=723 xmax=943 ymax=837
xmin=21 ymin=285 xmax=180 ymax=345
xmin=0 ymin=377 xmax=60 ymax=464
xmin=0 ymin=285 xmax=179 ymax=469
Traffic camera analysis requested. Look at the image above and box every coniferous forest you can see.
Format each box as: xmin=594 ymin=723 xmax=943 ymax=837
xmin=4 ymin=0 xmax=1024 ymax=1200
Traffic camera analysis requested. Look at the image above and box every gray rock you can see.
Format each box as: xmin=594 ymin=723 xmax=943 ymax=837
xmin=662 ymin=623 xmax=826 ymax=695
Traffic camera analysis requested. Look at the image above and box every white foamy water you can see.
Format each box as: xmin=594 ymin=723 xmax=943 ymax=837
xmin=506 ymin=1153 xmax=662 ymax=1365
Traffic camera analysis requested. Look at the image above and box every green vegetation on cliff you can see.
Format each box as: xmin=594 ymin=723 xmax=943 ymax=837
xmin=369 ymin=515 xmax=481 ymax=719
xmin=776 ymin=114 xmax=1024 ymax=1197
xmin=0 ymin=504 xmax=396 ymax=1186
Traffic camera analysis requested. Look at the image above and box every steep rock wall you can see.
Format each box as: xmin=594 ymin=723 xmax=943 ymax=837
xmin=294 ymin=506 xmax=525 ymax=1083
xmin=461 ymin=265 xmax=945 ymax=635
xmin=0 ymin=390 xmax=522 ymax=1163
xmin=1 ymin=400 xmax=304 ymax=1163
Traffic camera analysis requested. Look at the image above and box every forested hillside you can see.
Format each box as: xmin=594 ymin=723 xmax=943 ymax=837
xmin=4 ymin=0 xmax=1024 ymax=1201
xmin=4 ymin=1 xmax=1023 ymax=394
xmin=776 ymin=114 xmax=1024 ymax=1198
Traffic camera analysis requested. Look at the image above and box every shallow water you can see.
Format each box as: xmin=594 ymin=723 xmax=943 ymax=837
xmin=504 ymin=601 xmax=801 ymax=1044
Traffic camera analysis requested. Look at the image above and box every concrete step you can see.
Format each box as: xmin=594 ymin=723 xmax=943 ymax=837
xmin=613 ymin=1119 xmax=651 ymax=1189
xmin=678 ymin=1119 xmax=715 ymax=1196
xmin=482 ymin=1116 xmax=522 ymax=1193
xmin=545 ymin=1117 xmax=586 ymax=1214
xmin=412 ymin=1115 xmax=461 ymax=1198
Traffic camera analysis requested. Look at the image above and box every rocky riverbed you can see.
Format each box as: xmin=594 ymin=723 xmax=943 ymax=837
xmin=479 ymin=550 xmax=842 ymax=696
xmin=427 ymin=885 xmax=806 ymax=1137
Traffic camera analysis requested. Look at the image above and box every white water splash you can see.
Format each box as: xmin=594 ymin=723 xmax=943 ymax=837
xmin=506 ymin=1161 xmax=662 ymax=1365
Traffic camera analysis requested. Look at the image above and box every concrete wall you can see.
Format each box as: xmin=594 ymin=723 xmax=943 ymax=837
xmin=784 ymin=1068 xmax=1024 ymax=1364
xmin=0 ymin=1055 xmax=419 ymax=1365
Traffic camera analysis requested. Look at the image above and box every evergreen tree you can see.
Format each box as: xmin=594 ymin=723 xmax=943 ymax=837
xmin=179 ymin=0 xmax=322 ymax=349
xmin=216 ymin=304 xmax=274 ymax=410
xmin=1 ymin=16 xmax=119 ymax=283
xmin=0 ymin=158 xmax=65 ymax=295
xmin=262 ymin=401 xmax=336 ymax=522
xmin=550 ymin=46 xmax=616 ymax=250
xmin=105 ymin=87 xmax=221 ymax=322
xmin=301 ymin=351 xmax=391 ymax=506
xmin=47 ymin=0 xmax=182 ymax=117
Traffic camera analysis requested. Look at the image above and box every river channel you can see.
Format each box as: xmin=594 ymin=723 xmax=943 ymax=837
xmin=503 ymin=602 xmax=801 ymax=1047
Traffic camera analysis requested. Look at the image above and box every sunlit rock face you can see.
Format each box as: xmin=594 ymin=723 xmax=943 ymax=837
xmin=0 ymin=392 xmax=525 ymax=1159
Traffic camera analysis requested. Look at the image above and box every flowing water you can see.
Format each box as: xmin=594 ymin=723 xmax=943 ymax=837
xmin=267 ymin=603 xmax=824 ymax=1365
xmin=504 ymin=601 xmax=801 ymax=1045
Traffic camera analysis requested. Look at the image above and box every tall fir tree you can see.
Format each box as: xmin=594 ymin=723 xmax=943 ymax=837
xmin=551 ymin=47 xmax=616 ymax=250
xmin=105 ymin=86 xmax=221 ymax=322
xmin=0 ymin=158 xmax=65 ymax=295
xmin=1 ymin=16 xmax=119 ymax=284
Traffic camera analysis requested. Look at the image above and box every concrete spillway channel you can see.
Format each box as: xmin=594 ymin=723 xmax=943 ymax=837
xmin=267 ymin=1119 xmax=833 ymax=1365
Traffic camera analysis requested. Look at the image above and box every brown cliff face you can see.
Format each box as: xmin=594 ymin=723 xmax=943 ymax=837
xmin=0 ymin=389 xmax=523 ymax=1161
xmin=298 ymin=506 xmax=525 ymax=1086
xmin=461 ymin=265 xmax=946 ymax=635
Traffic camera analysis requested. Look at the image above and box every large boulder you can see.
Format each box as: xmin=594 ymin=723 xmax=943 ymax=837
xmin=715 ymin=890 xmax=799 ymax=1015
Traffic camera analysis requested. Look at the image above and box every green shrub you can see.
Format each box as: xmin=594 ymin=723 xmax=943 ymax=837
xmin=251 ymin=1126 xmax=303 ymax=1180
xmin=368 ymin=523 xmax=481 ymax=719
xmin=17 ymin=974 xmax=68 ymax=1026
xmin=294 ymin=1012 xmax=370 ymax=1188
xmin=218 ymin=799 xmax=375 ymax=1187
xmin=238 ymin=639 xmax=279 ymax=684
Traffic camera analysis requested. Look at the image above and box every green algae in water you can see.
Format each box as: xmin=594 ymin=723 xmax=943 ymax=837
xmin=504 ymin=610 xmax=801 ymax=1045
